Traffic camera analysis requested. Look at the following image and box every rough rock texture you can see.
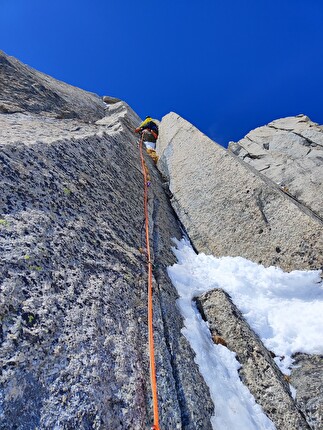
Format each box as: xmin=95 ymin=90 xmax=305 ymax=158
xmin=103 ymin=95 xmax=122 ymax=105
xmin=290 ymin=353 xmax=323 ymax=430
xmin=96 ymin=100 xmax=142 ymax=132
xmin=157 ymin=112 xmax=323 ymax=272
xmin=0 ymin=50 xmax=106 ymax=121
xmin=0 ymin=100 xmax=214 ymax=427
xmin=196 ymin=290 xmax=310 ymax=430
xmin=229 ymin=115 xmax=323 ymax=219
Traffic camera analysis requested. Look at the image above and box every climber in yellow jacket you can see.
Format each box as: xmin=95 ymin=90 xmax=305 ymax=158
xmin=135 ymin=116 xmax=159 ymax=163
xmin=135 ymin=116 xmax=159 ymax=147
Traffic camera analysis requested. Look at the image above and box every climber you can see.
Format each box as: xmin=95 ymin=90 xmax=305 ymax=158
xmin=135 ymin=116 xmax=159 ymax=148
xmin=135 ymin=116 xmax=159 ymax=163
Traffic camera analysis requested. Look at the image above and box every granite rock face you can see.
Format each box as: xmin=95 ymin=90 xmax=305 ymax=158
xmin=157 ymin=112 xmax=323 ymax=430
xmin=157 ymin=112 xmax=323 ymax=272
xmin=0 ymin=50 xmax=106 ymax=121
xmin=229 ymin=115 xmax=323 ymax=219
xmin=196 ymin=290 xmax=310 ymax=430
xmin=289 ymin=353 xmax=323 ymax=430
xmin=0 ymin=76 xmax=214 ymax=428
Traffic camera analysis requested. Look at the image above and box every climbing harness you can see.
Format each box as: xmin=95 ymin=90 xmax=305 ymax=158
xmin=138 ymin=135 xmax=160 ymax=430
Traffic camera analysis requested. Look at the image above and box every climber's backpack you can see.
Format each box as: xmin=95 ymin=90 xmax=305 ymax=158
xmin=146 ymin=121 xmax=159 ymax=135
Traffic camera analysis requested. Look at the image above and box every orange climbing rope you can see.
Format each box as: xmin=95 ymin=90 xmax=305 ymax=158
xmin=138 ymin=135 xmax=160 ymax=430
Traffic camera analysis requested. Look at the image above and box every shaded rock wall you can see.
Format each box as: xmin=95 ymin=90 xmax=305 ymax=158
xmin=157 ymin=112 xmax=323 ymax=272
xmin=0 ymin=103 xmax=214 ymax=427
xmin=229 ymin=114 xmax=323 ymax=220
xmin=0 ymin=50 xmax=105 ymax=121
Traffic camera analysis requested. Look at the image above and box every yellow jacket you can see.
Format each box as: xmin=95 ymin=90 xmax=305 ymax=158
xmin=137 ymin=117 xmax=157 ymax=129
xmin=135 ymin=117 xmax=159 ymax=133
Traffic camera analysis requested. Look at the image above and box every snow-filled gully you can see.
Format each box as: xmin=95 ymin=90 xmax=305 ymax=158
xmin=168 ymin=238 xmax=323 ymax=430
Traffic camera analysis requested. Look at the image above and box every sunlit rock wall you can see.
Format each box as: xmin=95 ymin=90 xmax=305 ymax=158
xmin=157 ymin=112 xmax=323 ymax=430
xmin=229 ymin=114 xmax=323 ymax=220
xmin=157 ymin=112 xmax=323 ymax=272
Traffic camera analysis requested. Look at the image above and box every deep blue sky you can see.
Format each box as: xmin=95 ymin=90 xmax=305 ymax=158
xmin=1 ymin=0 xmax=323 ymax=146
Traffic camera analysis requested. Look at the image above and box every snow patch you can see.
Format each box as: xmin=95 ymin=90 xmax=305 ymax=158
xmin=168 ymin=238 xmax=323 ymax=429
